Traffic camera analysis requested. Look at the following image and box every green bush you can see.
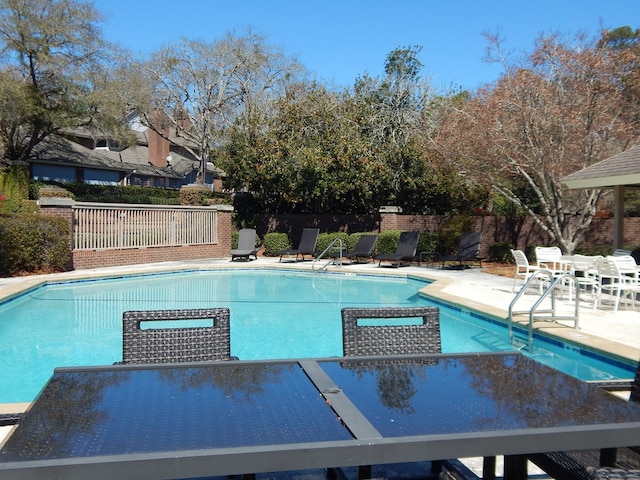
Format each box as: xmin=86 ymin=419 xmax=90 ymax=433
xmin=417 ymin=232 xmax=438 ymax=256
xmin=0 ymin=213 xmax=71 ymax=275
xmin=262 ymin=232 xmax=290 ymax=256
xmin=316 ymin=232 xmax=349 ymax=255
xmin=375 ymin=230 xmax=402 ymax=255
xmin=488 ymin=242 xmax=514 ymax=263
xmin=30 ymin=182 xmax=184 ymax=204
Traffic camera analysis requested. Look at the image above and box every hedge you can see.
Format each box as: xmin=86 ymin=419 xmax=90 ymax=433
xmin=0 ymin=213 xmax=71 ymax=275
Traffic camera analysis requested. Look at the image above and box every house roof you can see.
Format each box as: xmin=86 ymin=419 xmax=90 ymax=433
xmin=561 ymin=145 xmax=640 ymax=189
xmin=32 ymin=136 xmax=184 ymax=179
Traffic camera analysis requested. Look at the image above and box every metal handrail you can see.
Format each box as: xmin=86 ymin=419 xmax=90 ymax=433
xmin=508 ymin=270 xmax=580 ymax=351
xmin=312 ymin=238 xmax=344 ymax=272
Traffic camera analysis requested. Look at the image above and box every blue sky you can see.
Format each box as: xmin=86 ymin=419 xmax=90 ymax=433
xmin=93 ymin=0 xmax=638 ymax=91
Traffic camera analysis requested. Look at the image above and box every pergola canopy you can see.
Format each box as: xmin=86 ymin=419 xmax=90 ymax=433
xmin=562 ymin=145 xmax=640 ymax=190
xmin=561 ymin=144 xmax=640 ymax=249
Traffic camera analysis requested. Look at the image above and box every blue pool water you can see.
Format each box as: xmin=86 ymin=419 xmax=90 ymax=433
xmin=0 ymin=269 xmax=634 ymax=403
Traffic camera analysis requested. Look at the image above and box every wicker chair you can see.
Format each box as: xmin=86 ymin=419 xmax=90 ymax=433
xmin=341 ymin=306 xmax=441 ymax=356
xmin=528 ymin=362 xmax=640 ymax=480
xmin=122 ymin=308 xmax=234 ymax=364
xmin=340 ymin=306 xmax=443 ymax=479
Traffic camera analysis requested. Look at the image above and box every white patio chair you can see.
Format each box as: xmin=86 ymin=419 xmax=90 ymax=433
xmin=535 ymin=246 xmax=568 ymax=276
xmin=595 ymin=257 xmax=640 ymax=311
xmin=510 ymin=249 xmax=541 ymax=292
xmin=568 ymin=254 xmax=601 ymax=305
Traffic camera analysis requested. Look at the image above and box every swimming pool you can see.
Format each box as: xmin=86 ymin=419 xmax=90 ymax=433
xmin=0 ymin=269 xmax=635 ymax=403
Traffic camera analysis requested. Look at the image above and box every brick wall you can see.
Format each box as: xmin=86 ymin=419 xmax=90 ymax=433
xmin=39 ymin=199 xmax=233 ymax=270
xmin=38 ymin=196 xmax=638 ymax=271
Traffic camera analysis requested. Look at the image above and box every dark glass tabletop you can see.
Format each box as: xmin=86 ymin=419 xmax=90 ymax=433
xmin=2 ymin=353 xmax=640 ymax=479
xmin=320 ymin=354 xmax=640 ymax=437
xmin=0 ymin=362 xmax=352 ymax=462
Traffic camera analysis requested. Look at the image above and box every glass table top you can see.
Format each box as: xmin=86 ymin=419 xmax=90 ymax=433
xmin=0 ymin=362 xmax=352 ymax=462
xmin=3 ymin=353 xmax=640 ymax=468
xmin=319 ymin=354 xmax=640 ymax=436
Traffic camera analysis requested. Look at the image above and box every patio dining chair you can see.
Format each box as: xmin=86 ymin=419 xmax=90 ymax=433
xmin=341 ymin=306 xmax=441 ymax=356
xmin=510 ymin=249 xmax=541 ymax=292
xmin=122 ymin=308 xmax=234 ymax=364
xmin=595 ymin=257 xmax=640 ymax=312
xmin=340 ymin=306 xmax=444 ymax=479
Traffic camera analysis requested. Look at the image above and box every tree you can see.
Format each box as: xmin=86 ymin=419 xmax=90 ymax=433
xmin=139 ymin=30 xmax=301 ymax=185
xmin=0 ymin=0 xmax=131 ymax=167
xmin=432 ymin=29 xmax=640 ymax=253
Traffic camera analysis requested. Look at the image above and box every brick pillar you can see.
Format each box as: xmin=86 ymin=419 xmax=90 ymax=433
xmin=38 ymin=197 xmax=75 ymax=270
xmin=379 ymin=206 xmax=403 ymax=232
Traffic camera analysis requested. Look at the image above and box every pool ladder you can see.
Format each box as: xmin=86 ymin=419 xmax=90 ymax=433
xmin=312 ymin=238 xmax=344 ymax=272
xmin=508 ymin=270 xmax=580 ymax=352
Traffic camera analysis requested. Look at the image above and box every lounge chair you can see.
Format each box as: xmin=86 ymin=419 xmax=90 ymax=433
xmin=329 ymin=234 xmax=378 ymax=264
xmin=122 ymin=308 xmax=235 ymax=363
xmin=230 ymin=228 xmax=258 ymax=261
xmin=275 ymin=228 xmax=320 ymax=262
xmin=374 ymin=231 xmax=420 ymax=268
xmin=440 ymin=232 xmax=484 ymax=269
xmin=527 ymin=360 xmax=640 ymax=480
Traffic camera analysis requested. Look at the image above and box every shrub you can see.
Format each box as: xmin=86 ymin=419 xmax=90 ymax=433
xmin=417 ymin=232 xmax=438 ymax=256
xmin=0 ymin=213 xmax=71 ymax=275
xmin=375 ymin=230 xmax=402 ymax=255
xmin=488 ymin=242 xmax=514 ymax=263
xmin=316 ymin=232 xmax=349 ymax=255
xmin=179 ymin=185 xmax=209 ymax=206
xmin=262 ymin=232 xmax=290 ymax=256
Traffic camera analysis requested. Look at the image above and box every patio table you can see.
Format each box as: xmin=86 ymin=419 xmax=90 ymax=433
xmin=1 ymin=352 xmax=640 ymax=480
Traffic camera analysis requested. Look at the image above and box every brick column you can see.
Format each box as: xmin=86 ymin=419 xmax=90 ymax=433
xmin=379 ymin=206 xmax=403 ymax=232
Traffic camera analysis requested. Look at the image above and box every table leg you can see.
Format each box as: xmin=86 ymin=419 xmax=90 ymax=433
xmin=482 ymin=456 xmax=496 ymax=480
xmin=503 ymin=455 xmax=528 ymax=480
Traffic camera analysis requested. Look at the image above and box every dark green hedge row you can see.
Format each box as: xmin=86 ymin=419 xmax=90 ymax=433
xmin=30 ymin=182 xmax=231 ymax=206
xmin=0 ymin=214 xmax=72 ymax=275
xmin=260 ymin=231 xmax=439 ymax=258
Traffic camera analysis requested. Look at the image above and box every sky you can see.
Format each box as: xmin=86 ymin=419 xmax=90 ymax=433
xmin=92 ymin=0 xmax=638 ymax=91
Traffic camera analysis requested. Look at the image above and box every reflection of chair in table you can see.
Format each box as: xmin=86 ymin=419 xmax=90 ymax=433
xmin=122 ymin=308 xmax=234 ymax=364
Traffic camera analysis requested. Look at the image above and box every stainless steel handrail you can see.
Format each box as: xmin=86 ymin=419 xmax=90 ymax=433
xmin=508 ymin=270 xmax=580 ymax=351
xmin=312 ymin=238 xmax=344 ymax=272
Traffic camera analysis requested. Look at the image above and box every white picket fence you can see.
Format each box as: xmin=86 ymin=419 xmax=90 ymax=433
xmin=73 ymin=203 xmax=219 ymax=250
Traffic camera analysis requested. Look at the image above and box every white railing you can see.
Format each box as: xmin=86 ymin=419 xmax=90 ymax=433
xmin=73 ymin=203 xmax=219 ymax=250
